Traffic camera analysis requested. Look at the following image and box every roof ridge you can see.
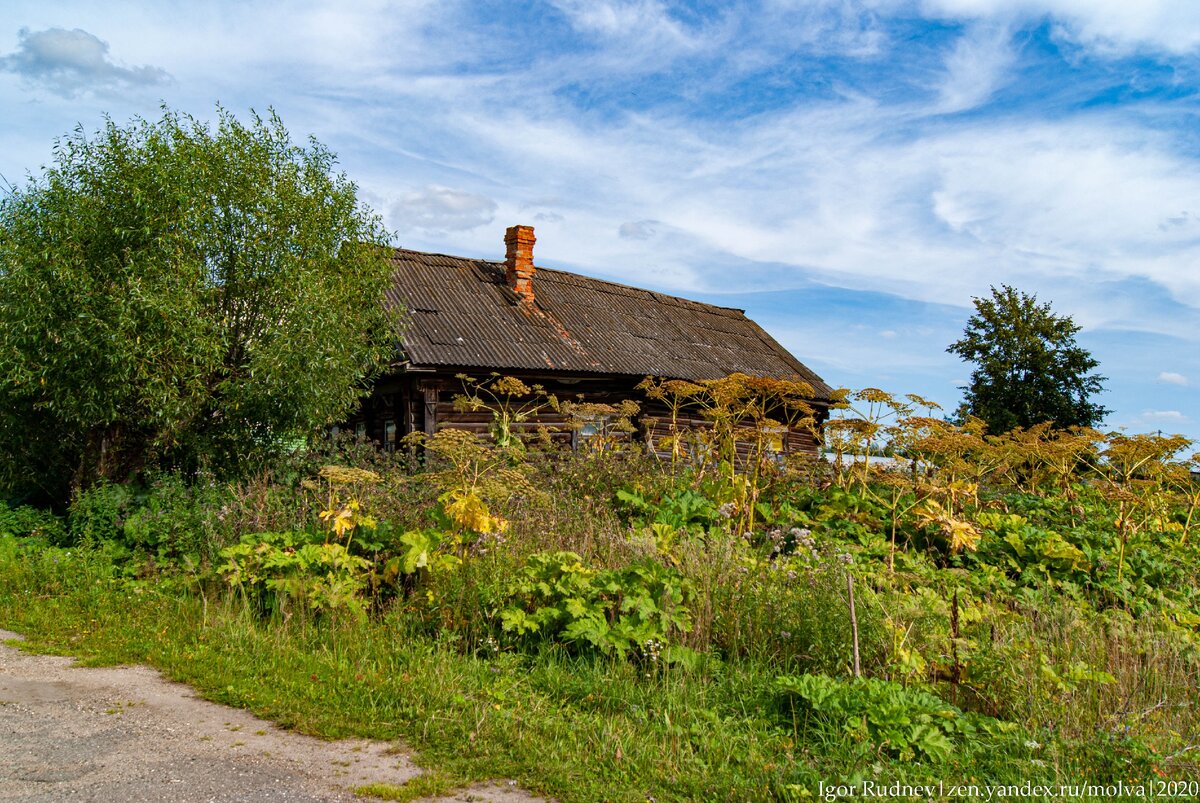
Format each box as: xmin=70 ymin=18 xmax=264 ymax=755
xmin=391 ymin=246 xmax=746 ymax=315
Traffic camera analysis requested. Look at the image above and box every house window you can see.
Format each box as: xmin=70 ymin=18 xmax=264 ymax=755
xmin=355 ymin=421 xmax=367 ymax=439
xmin=574 ymin=416 xmax=610 ymax=451
xmin=763 ymin=426 xmax=788 ymax=453
xmin=384 ymin=419 xmax=397 ymax=451
xmin=762 ymin=425 xmax=789 ymax=465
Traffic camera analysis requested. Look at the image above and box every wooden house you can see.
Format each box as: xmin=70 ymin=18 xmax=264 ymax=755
xmin=342 ymin=225 xmax=834 ymax=455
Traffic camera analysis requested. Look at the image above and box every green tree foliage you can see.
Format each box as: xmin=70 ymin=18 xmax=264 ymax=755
xmin=0 ymin=107 xmax=397 ymax=504
xmin=947 ymin=285 xmax=1107 ymax=434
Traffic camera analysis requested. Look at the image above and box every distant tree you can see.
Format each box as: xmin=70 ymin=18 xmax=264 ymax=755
xmin=0 ymin=107 xmax=397 ymax=504
xmin=947 ymin=285 xmax=1107 ymax=435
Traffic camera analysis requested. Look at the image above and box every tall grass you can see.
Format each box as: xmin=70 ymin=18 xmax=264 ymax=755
xmin=1 ymin=428 xmax=1198 ymax=799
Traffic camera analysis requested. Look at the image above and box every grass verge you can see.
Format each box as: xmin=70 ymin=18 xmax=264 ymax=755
xmin=1 ymin=530 xmax=1190 ymax=802
xmin=0 ymin=537 xmax=809 ymax=801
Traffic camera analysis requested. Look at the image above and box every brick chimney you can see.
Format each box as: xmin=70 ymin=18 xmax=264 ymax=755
xmin=504 ymin=225 xmax=536 ymax=303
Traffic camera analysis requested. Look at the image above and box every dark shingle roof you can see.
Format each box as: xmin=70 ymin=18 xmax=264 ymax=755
xmin=385 ymin=248 xmax=833 ymax=399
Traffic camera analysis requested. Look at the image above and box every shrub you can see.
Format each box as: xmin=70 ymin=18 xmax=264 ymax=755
xmin=121 ymin=474 xmax=217 ymax=564
xmin=68 ymin=480 xmax=135 ymax=545
xmin=0 ymin=500 xmax=67 ymax=544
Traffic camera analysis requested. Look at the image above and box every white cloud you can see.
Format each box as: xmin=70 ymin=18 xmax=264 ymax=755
xmin=1127 ymin=409 xmax=1190 ymax=431
xmin=546 ymin=0 xmax=721 ymax=75
xmin=920 ymin=0 xmax=1200 ymax=54
xmin=918 ymin=123 xmax=1200 ymax=281
xmin=351 ymin=76 xmax=1200 ymax=341
xmin=619 ymin=220 xmax=660 ymax=240
xmin=551 ymin=0 xmax=692 ymax=42
xmin=1158 ymin=371 xmax=1189 ymax=386
xmin=935 ymin=21 xmax=1015 ymax=113
xmin=0 ymin=27 xmax=169 ymax=96
xmin=754 ymin=1 xmax=890 ymax=59
xmin=391 ymin=186 xmax=498 ymax=233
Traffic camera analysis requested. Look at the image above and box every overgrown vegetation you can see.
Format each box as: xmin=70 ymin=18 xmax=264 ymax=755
xmin=0 ymin=106 xmax=396 ymax=505
xmin=1 ymin=377 xmax=1197 ymax=802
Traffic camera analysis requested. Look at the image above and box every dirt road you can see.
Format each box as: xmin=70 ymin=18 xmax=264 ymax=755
xmin=0 ymin=629 xmax=540 ymax=802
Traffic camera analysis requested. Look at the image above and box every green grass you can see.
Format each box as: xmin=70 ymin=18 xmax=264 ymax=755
xmin=5 ymin=431 xmax=1200 ymax=803
xmin=0 ymin=538 xmax=800 ymax=800
xmin=2 ymin=532 xmax=1186 ymax=802
xmin=356 ymin=771 xmax=460 ymax=801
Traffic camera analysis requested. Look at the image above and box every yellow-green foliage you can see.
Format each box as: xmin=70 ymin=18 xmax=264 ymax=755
xmin=2 ymin=379 xmax=1199 ymax=800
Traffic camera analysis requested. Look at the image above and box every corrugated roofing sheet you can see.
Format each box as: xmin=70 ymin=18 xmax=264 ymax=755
xmin=385 ymin=249 xmax=834 ymax=399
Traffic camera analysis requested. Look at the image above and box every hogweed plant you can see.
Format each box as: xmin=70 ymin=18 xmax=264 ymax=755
xmin=694 ymin=373 xmax=816 ymax=534
xmin=636 ymin=376 xmax=705 ymax=467
xmin=453 ymin=374 xmax=558 ymax=458
xmin=822 ymin=389 xmax=938 ymax=492
xmin=1096 ymin=433 xmax=1192 ymax=581
xmin=315 ymin=465 xmax=381 ymax=550
xmin=1165 ymin=453 xmax=1200 ymax=545
xmin=395 ymin=428 xmax=542 ymax=583
xmin=559 ymin=398 xmax=641 ymax=454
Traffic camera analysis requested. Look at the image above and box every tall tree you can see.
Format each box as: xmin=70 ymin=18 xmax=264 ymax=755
xmin=0 ymin=107 xmax=398 ymax=504
xmin=948 ymin=285 xmax=1107 ymax=435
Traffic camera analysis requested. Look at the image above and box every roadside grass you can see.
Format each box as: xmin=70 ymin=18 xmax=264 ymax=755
xmin=4 ymin=414 xmax=1199 ymax=802
xmin=356 ymin=770 xmax=461 ymax=802
xmin=4 ymin=532 xmax=1188 ymax=802
xmin=0 ymin=536 xmax=803 ymax=801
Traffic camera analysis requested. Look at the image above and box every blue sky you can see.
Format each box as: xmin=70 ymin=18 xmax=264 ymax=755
xmin=2 ymin=1 xmax=1199 ymax=440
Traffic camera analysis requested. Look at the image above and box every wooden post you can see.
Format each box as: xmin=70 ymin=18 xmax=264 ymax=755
xmin=361 ymin=395 xmax=374 ymax=443
xmin=848 ymin=571 xmax=861 ymax=679
xmin=950 ymin=588 xmax=961 ymax=705
xmin=422 ymin=384 xmax=438 ymax=436
xmin=401 ymin=379 xmax=416 ymax=438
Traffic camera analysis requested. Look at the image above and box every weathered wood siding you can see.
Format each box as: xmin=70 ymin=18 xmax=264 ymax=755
xmin=342 ymin=370 xmax=826 ymax=457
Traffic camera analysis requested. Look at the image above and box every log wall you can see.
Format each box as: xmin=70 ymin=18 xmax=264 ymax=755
xmin=340 ymin=370 xmax=826 ymax=458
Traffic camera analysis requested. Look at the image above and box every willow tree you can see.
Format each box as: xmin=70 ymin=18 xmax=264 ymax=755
xmin=0 ymin=107 xmax=397 ymax=503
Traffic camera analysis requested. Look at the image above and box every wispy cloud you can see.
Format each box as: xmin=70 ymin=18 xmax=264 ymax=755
xmin=1126 ymin=409 xmax=1192 ymax=433
xmin=391 ymin=186 xmax=498 ymax=234
xmin=550 ymin=0 xmax=705 ymax=51
xmin=921 ymin=0 xmax=1200 ymax=53
xmin=935 ymin=21 xmax=1016 ymax=113
xmin=619 ymin=220 xmax=660 ymax=240
xmin=0 ymin=27 xmax=169 ymax=97
xmin=2 ymin=0 xmax=1198 ymax=438
xmin=1158 ymin=371 xmax=1189 ymax=386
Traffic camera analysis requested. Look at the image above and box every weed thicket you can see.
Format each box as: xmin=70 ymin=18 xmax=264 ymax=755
xmin=1 ymin=377 xmax=1198 ymax=801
